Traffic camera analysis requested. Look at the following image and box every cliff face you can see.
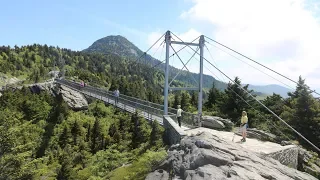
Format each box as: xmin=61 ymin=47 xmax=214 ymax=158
xmin=146 ymin=131 xmax=317 ymax=180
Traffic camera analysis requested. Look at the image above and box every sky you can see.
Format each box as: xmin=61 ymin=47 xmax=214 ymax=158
xmin=1 ymin=0 xmax=320 ymax=92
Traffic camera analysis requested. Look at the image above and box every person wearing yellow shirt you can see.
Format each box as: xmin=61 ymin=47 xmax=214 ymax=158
xmin=240 ymin=111 xmax=248 ymax=142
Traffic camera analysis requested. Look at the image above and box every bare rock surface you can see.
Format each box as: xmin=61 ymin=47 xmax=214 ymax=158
xmin=146 ymin=131 xmax=317 ymax=180
xmin=58 ymin=85 xmax=88 ymax=110
xmin=201 ymin=116 xmax=233 ymax=131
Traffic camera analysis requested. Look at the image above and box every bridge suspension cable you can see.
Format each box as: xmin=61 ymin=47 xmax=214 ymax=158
xmin=129 ymin=31 xmax=166 ymax=71
xmin=181 ymin=44 xmax=293 ymax=142
xmin=150 ymin=36 xmax=200 ymax=70
xmin=169 ymin=47 xmax=199 ymax=86
xmin=203 ymin=57 xmax=317 ymax=150
xmin=202 ymin=51 xmax=293 ymax=142
xmin=170 ymin=44 xmax=198 ymax=86
xmin=171 ymin=32 xmax=320 ymax=153
xmin=204 ymin=36 xmax=320 ymax=97
xmin=205 ymin=42 xmax=296 ymax=92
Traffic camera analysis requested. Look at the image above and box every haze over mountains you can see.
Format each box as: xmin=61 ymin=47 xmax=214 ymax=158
xmin=83 ymin=35 xmax=292 ymax=97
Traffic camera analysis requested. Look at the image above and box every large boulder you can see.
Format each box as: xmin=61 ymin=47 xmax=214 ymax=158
xmin=201 ymin=116 xmax=233 ymax=131
xmin=58 ymin=85 xmax=88 ymax=110
xmin=146 ymin=131 xmax=317 ymax=180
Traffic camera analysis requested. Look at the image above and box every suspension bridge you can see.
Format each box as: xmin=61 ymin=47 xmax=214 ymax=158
xmin=55 ymin=30 xmax=319 ymax=154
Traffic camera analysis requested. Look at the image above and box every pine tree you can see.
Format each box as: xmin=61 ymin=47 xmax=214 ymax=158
xmin=180 ymin=92 xmax=191 ymax=111
xmin=71 ymin=120 xmax=81 ymax=145
xmin=205 ymin=83 xmax=221 ymax=109
xmin=220 ymin=77 xmax=254 ymax=123
xmin=130 ymin=112 xmax=140 ymax=149
xmin=149 ymin=120 xmax=164 ymax=149
xmin=57 ymin=148 xmax=76 ymax=180
xmin=173 ymin=93 xmax=181 ymax=109
xmin=59 ymin=126 xmax=70 ymax=149
xmin=284 ymin=76 xmax=320 ymax=148
xmin=91 ymin=119 xmax=102 ymax=153
xmin=86 ymin=124 xmax=91 ymax=142
xmin=191 ymin=91 xmax=198 ymax=107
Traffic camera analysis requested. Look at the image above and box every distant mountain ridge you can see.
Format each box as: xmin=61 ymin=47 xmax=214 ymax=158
xmin=248 ymin=84 xmax=291 ymax=98
xmin=83 ymin=35 xmax=292 ymax=97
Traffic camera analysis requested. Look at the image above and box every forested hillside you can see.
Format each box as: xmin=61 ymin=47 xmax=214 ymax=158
xmin=0 ymin=44 xmax=224 ymax=110
xmin=83 ymin=35 xmax=294 ymax=96
xmin=83 ymin=35 xmax=228 ymax=90
xmin=0 ymin=88 xmax=166 ymax=179
xmin=0 ymin=44 xmax=168 ymax=102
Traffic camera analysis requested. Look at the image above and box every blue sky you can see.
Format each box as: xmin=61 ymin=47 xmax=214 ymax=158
xmin=1 ymin=0 xmax=320 ymax=92
xmin=0 ymin=0 xmax=193 ymax=51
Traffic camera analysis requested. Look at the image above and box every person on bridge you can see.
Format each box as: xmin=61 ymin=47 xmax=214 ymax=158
xmin=114 ymin=89 xmax=120 ymax=105
xmin=240 ymin=111 xmax=248 ymax=142
xmin=176 ymin=105 xmax=183 ymax=127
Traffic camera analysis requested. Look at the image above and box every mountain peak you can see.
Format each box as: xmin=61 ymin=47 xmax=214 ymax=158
xmin=82 ymin=35 xmax=292 ymax=97
xmin=83 ymin=35 xmax=142 ymax=58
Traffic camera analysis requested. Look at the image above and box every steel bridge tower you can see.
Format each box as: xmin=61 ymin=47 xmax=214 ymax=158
xmin=163 ymin=30 xmax=205 ymax=122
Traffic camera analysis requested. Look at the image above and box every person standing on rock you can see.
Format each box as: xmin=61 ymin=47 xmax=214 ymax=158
xmin=240 ymin=111 xmax=248 ymax=142
xmin=176 ymin=105 xmax=183 ymax=127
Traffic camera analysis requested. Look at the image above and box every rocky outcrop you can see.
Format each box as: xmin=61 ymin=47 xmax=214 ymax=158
xmin=29 ymin=80 xmax=55 ymax=94
xmin=58 ymin=84 xmax=88 ymax=110
xmin=145 ymin=169 xmax=169 ymax=180
xmin=0 ymin=79 xmax=88 ymax=110
xmin=146 ymin=131 xmax=317 ymax=180
xmin=298 ymin=148 xmax=320 ymax=178
xmin=0 ymin=74 xmax=21 ymax=85
xmin=201 ymin=116 xmax=233 ymax=131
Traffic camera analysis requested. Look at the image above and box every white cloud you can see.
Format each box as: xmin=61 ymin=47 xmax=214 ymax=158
xmin=180 ymin=0 xmax=320 ymax=89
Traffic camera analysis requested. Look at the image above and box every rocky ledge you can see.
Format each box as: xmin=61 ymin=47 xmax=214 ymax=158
xmin=146 ymin=131 xmax=317 ymax=180
xmin=3 ymin=80 xmax=89 ymax=111
xmin=57 ymin=84 xmax=88 ymax=110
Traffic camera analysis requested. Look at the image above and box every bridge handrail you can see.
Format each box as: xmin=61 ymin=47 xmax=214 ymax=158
xmin=55 ymin=79 xmax=165 ymax=114
xmin=57 ymin=79 xmax=195 ymax=116
xmin=55 ymin=78 xmax=197 ymax=127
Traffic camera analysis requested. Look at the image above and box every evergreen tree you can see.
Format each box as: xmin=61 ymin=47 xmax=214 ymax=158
xmin=205 ymin=82 xmax=221 ymax=109
xmin=282 ymin=76 xmax=320 ymax=149
xmin=173 ymin=93 xmax=181 ymax=109
xmin=191 ymin=91 xmax=198 ymax=107
xmin=71 ymin=120 xmax=81 ymax=145
xmin=220 ymin=77 xmax=254 ymax=123
xmin=57 ymin=148 xmax=76 ymax=180
xmin=91 ymin=119 xmax=103 ymax=153
xmin=149 ymin=120 xmax=164 ymax=149
xmin=180 ymin=91 xmax=191 ymax=111
xmin=130 ymin=111 xmax=150 ymax=149
xmin=59 ymin=126 xmax=70 ymax=149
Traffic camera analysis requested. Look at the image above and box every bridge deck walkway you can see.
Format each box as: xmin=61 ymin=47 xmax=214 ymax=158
xmin=56 ymin=79 xmax=191 ymax=130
